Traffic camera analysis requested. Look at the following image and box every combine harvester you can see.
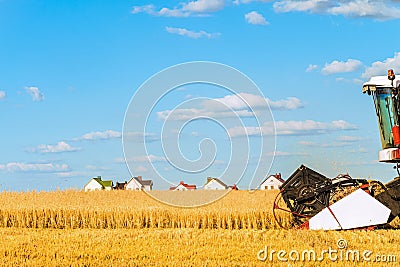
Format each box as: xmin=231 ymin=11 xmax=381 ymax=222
xmin=273 ymin=70 xmax=400 ymax=230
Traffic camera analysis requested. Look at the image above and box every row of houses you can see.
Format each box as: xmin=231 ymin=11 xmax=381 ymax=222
xmin=84 ymin=176 xmax=152 ymax=192
xmin=84 ymin=173 xmax=285 ymax=192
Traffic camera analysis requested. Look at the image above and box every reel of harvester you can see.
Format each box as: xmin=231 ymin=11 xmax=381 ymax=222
xmin=273 ymin=165 xmax=370 ymax=229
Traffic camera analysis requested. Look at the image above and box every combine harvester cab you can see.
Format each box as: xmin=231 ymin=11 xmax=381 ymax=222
xmin=273 ymin=70 xmax=400 ymax=230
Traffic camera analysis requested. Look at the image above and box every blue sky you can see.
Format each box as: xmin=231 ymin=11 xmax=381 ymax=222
xmin=2 ymin=0 xmax=400 ymax=191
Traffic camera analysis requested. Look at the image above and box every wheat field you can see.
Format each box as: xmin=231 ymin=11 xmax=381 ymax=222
xmin=0 ymin=190 xmax=398 ymax=266
xmin=0 ymin=190 xmax=291 ymax=229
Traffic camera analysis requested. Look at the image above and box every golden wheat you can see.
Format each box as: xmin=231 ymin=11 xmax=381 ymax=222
xmin=0 ymin=228 xmax=398 ymax=266
xmin=0 ymin=190 xmax=294 ymax=229
xmin=0 ymin=190 xmax=398 ymax=266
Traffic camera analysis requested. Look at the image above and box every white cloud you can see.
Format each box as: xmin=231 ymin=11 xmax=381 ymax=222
xmin=337 ymin=135 xmax=362 ymax=142
xmin=35 ymin=141 xmax=81 ymax=153
xmin=76 ymin=130 xmax=121 ymax=141
xmin=124 ymin=132 xmax=159 ymax=142
xmin=228 ymin=119 xmax=357 ymax=137
xmin=335 ymin=77 xmax=365 ymax=84
xmin=273 ymin=0 xmax=400 ymax=20
xmin=132 ymin=5 xmax=190 ymax=17
xmin=349 ymin=147 xmax=368 ymax=154
xmin=234 ymin=0 xmax=272 ymax=4
xmin=330 ymin=0 xmax=400 ymax=20
xmin=2 ymin=162 xmax=69 ymax=173
xmin=0 ymin=91 xmax=5 ymax=100
xmin=55 ymin=170 xmax=91 ymax=178
xmin=298 ymin=140 xmax=352 ymax=148
xmin=268 ymin=97 xmax=303 ymax=110
xmin=306 ymin=64 xmax=318 ymax=72
xmin=353 ymin=78 xmax=364 ymax=84
xmin=117 ymin=155 xmax=167 ymax=164
xmin=158 ymin=93 xmax=304 ymax=121
xmin=322 ymin=59 xmax=362 ymax=75
xmin=298 ymin=136 xmax=363 ymax=148
xmin=182 ymin=0 xmax=225 ymax=12
xmin=157 ymin=108 xmax=255 ymax=120
xmin=132 ymin=0 xmax=225 ymax=17
xmin=206 ymin=93 xmax=303 ymax=110
xmin=132 ymin=4 xmax=155 ymax=14
xmin=273 ymin=0 xmax=333 ymax=13
xmin=166 ymin=27 xmax=220 ymax=39
xmin=245 ymin=11 xmax=269 ymax=25
xmin=362 ymin=52 xmax=400 ymax=78
xmin=85 ymin=165 xmax=110 ymax=171
xmin=268 ymin=151 xmax=310 ymax=157
xmin=159 ymin=7 xmax=190 ymax=17
xmin=24 ymin=86 xmax=44 ymax=101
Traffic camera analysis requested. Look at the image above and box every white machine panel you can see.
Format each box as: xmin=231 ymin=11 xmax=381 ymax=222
xmin=309 ymin=189 xmax=391 ymax=230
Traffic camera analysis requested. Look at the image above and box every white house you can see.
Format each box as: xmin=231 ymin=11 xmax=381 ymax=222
xmin=203 ymin=177 xmax=228 ymax=190
xmin=259 ymin=173 xmax=285 ymax=190
xmin=169 ymin=181 xmax=196 ymax=191
xmin=126 ymin=176 xmax=153 ymax=191
xmin=84 ymin=176 xmax=113 ymax=192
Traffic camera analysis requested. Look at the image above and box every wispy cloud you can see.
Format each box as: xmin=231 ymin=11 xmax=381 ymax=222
xmin=24 ymin=86 xmax=45 ymax=101
xmin=116 ymin=154 xmax=166 ymax=164
xmin=0 ymin=162 xmax=69 ymax=173
xmin=268 ymin=151 xmax=310 ymax=157
xmin=298 ymin=135 xmax=362 ymax=148
xmin=157 ymin=108 xmax=255 ymax=120
xmin=306 ymin=64 xmax=318 ymax=72
xmin=132 ymin=0 xmax=225 ymax=17
xmin=298 ymin=140 xmax=352 ymax=148
xmin=245 ymin=11 xmax=269 ymax=25
xmin=166 ymin=27 xmax=220 ymax=39
xmin=228 ymin=120 xmax=357 ymax=137
xmin=273 ymin=0 xmax=334 ymax=13
xmin=273 ymin=0 xmax=400 ymax=20
xmin=85 ymin=165 xmax=110 ymax=171
xmin=135 ymin=0 xmax=400 ymax=20
xmin=329 ymin=0 xmax=400 ymax=20
xmin=75 ymin=130 xmax=121 ymax=141
xmin=182 ymin=0 xmax=225 ymax=12
xmin=124 ymin=132 xmax=159 ymax=142
xmin=158 ymin=93 xmax=304 ymax=121
xmin=34 ymin=141 xmax=81 ymax=153
xmin=322 ymin=59 xmax=362 ymax=75
xmin=132 ymin=5 xmax=190 ymax=17
xmin=207 ymin=93 xmax=303 ymax=110
xmin=336 ymin=135 xmax=362 ymax=142
xmin=0 ymin=91 xmax=6 ymax=100
xmin=362 ymin=52 xmax=400 ymax=78
xmin=234 ymin=0 xmax=273 ymax=4
xmin=335 ymin=77 xmax=364 ymax=84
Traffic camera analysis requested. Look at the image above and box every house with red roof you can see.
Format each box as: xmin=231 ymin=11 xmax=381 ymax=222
xmin=169 ymin=181 xmax=196 ymax=191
